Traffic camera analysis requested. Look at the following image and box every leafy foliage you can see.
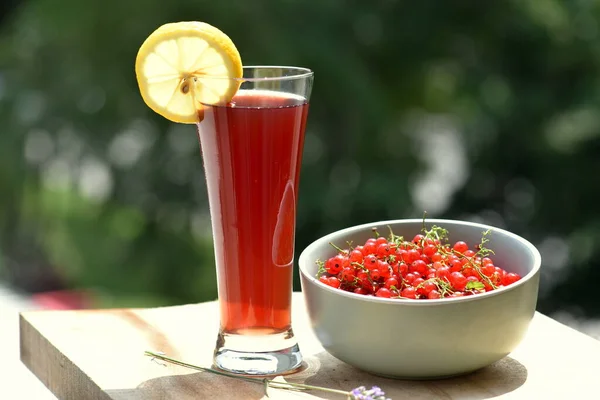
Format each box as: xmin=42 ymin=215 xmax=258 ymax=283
xmin=0 ymin=0 xmax=599 ymax=314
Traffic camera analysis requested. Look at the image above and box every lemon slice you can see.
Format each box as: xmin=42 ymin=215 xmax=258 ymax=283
xmin=135 ymin=21 xmax=243 ymax=123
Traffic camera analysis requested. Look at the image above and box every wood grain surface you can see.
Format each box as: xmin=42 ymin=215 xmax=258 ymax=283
xmin=20 ymin=293 xmax=600 ymax=399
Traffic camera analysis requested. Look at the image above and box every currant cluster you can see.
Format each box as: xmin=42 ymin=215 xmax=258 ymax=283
xmin=316 ymin=225 xmax=521 ymax=299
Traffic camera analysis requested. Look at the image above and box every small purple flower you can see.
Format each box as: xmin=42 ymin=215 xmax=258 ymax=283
xmin=349 ymin=385 xmax=390 ymax=400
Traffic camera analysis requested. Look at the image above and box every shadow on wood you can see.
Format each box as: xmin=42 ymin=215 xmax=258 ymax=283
xmin=103 ymin=351 xmax=527 ymax=400
xmin=106 ymin=372 xmax=268 ymax=400
xmin=286 ymin=351 xmax=528 ymax=400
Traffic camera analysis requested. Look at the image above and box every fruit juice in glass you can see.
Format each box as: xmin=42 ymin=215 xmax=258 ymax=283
xmin=196 ymin=67 xmax=313 ymax=375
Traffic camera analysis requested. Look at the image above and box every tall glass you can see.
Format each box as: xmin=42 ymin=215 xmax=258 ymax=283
xmin=196 ymin=67 xmax=313 ymax=375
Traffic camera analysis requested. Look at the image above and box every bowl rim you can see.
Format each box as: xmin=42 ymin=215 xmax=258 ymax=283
xmin=298 ymin=218 xmax=542 ymax=306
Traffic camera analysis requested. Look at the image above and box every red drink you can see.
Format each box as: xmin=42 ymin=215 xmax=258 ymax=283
xmin=197 ymin=90 xmax=309 ymax=335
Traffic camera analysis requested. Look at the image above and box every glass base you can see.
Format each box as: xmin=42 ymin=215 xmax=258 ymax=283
xmin=213 ymin=329 xmax=303 ymax=376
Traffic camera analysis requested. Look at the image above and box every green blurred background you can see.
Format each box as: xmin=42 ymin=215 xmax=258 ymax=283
xmin=0 ymin=0 xmax=598 ymax=325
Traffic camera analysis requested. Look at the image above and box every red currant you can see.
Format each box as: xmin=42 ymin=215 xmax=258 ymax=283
xmin=449 ymin=257 xmax=464 ymax=272
xmin=370 ymin=268 xmax=381 ymax=281
xmin=325 ymin=255 xmax=344 ymax=274
xmin=419 ymin=254 xmax=430 ymax=263
xmin=449 ymin=272 xmax=468 ymax=291
xmin=398 ymin=262 xmax=408 ymax=276
xmin=376 ymin=243 xmax=392 ymax=258
xmin=328 ymin=276 xmax=341 ymax=288
xmin=363 ymin=254 xmax=378 ymax=270
xmin=435 ymin=266 xmax=451 ymax=281
xmin=378 ymin=262 xmax=391 ymax=279
xmin=396 ymin=249 xmax=407 ymax=261
xmin=432 ymin=261 xmax=444 ymax=270
xmin=431 ymin=252 xmax=443 ymax=262
xmin=404 ymin=273 xmax=417 ymax=284
xmin=502 ymin=272 xmax=521 ymax=286
xmin=412 ymin=234 xmax=425 ymax=244
xmin=375 ymin=236 xmax=388 ymax=246
xmin=340 ymin=267 xmax=355 ymax=282
xmin=410 ymin=259 xmax=428 ymax=276
xmin=412 ymin=277 xmax=425 ymax=288
xmin=349 ymin=249 xmax=364 ymax=264
xmin=384 ymin=277 xmax=399 ymax=290
xmin=453 ymin=241 xmax=469 ymax=254
xmin=421 ymin=280 xmax=437 ymax=295
xmin=363 ymin=241 xmax=377 ymax=255
xmin=400 ymin=287 xmax=417 ymax=299
xmin=490 ymin=272 xmax=502 ymax=286
xmin=482 ymin=264 xmax=495 ymax=277
xmin=405 ymin=249 xmax=420 ymax=264
xmin=423 ymin=244 xmax=437 ymax=258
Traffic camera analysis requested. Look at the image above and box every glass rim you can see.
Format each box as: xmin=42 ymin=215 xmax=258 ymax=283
xmin=198 ymin=66 xmax=313 ymax=82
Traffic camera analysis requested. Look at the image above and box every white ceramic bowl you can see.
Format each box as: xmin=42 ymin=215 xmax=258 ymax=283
xmin=299 ymin=219 xmax=541 ymax=379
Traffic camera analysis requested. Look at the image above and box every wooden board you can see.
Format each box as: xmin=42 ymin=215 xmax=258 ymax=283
xmin=20 ymin=293 xmax=600 ymax=399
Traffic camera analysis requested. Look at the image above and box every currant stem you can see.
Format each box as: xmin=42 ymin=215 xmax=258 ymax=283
xmin=421 ymin=222 xmax=498 ymax=294
xmin=329 ymin=242 xmax=347 ymax=253
xmin=450 ymin=248 xmax=498 ymax=290
xmin=315 ymin=259 xmax=327 ymax=278
xmin=351 ymin=261 xmax=368 ymax=271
